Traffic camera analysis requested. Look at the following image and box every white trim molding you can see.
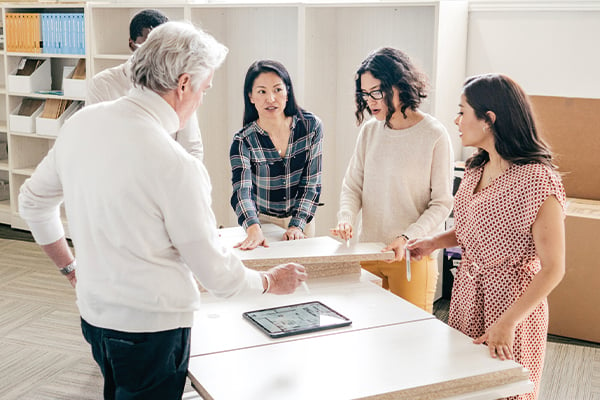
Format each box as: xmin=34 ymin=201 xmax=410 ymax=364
xmin=469 ymin=0 xmax=600 ymax=12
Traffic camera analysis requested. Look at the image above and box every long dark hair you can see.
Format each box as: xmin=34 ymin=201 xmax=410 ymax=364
xmin=463 ymin=73 xmax=555 ymax=169
xmin=354 ymin=47 xmax=428 ymax=128
xmin=242 ymin=60 xmax=303 ymax=126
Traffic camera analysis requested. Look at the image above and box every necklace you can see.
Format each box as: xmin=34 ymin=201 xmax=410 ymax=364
xmin=260 ymin=117 xmax=291 ymax=157
xmin=485 ymin=161 xmax=510 ymax=185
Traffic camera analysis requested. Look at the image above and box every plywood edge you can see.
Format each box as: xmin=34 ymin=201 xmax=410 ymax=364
xmin=241 ymin=252 xmax=393 ymax=268
xmin=186 ymin=373 xmax=214 ymax=400
xmin=362 ymin=366 xmax=529 ymax=400
xmin=242 ymin=261 xmax=362 ymax=280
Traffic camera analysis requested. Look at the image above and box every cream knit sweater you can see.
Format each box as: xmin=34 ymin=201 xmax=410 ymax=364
xmin=338 ymin=114 xmax=454 ymax=244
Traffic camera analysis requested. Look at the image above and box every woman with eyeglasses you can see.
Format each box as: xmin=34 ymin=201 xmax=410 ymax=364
xmin=331 ymin=47 xmax=453 ymax=313
xmin=230 ymin=60 xmax=323 ymax=250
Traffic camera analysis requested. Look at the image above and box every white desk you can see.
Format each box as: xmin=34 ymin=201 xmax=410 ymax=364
xmin=188 ymin=226 xmax=532 ymax=399
xmin=188 ymin=317 xmax=531 ymax=400
xmin=191 ymin=274 xmax=434 ymax=357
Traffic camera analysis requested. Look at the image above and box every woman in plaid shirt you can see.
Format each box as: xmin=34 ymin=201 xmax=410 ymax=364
xmin=230 ymin=60 xmax=323 ymax=250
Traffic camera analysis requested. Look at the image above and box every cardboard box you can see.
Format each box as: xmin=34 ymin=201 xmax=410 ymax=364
xmin=530 ymin=96 xmax=600 ymax=200
xmin=36 ymin=101 xmax=82 ymax=137
xmin=9 ymin=101 xmax=44 ymax=133
xmin=8 ymin=58 xmax=51 ymax=94
xmin=548 ymin=198 xmax=600 ymax=343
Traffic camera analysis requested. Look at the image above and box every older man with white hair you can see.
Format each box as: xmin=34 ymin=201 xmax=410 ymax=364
xmin=19 ymin=21 xmax=307 ymax=399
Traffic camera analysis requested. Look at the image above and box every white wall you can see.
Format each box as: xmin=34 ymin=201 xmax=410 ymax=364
xmin=461 ymin=1 xmax=600 ymax=158
xmin=466 ymin=3 xmax=600 ymax=97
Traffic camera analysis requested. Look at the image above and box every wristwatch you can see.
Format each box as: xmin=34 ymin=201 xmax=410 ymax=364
xmin=59 ymin=260 xmax=76 ymax=276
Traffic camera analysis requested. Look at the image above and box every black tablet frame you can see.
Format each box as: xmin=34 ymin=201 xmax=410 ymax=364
xmin=242 ymin=301 xmax=352 ymax=338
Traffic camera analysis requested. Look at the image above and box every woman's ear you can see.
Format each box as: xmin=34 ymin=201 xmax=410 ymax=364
xmin=485 ymin=110 xmax=496 ymax=126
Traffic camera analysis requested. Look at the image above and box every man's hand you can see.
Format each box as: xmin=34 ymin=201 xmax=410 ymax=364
xmin=263 ymin=263 xmax=307 ymax=295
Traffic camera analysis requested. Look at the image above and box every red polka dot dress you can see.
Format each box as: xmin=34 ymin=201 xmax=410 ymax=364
xmin=449 ymin=162 xmax=565 ymax=400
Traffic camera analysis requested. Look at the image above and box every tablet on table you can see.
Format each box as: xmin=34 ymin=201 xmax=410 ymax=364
xmin=243 ymin=301 xmax=352 ymax=338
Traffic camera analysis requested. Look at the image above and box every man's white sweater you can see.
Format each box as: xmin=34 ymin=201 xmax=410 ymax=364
xmin=19 ymin=88 xmax=262 ymax=333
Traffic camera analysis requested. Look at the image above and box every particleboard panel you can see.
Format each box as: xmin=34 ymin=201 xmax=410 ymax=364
xmin=530 ymin=95 xmax=600 ymax=200
xmin=218 ymin=224 xmax=394 ymax=275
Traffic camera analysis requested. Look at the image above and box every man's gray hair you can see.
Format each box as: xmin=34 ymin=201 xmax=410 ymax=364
xmin=130 ymin=21 xmax=228 ymax=94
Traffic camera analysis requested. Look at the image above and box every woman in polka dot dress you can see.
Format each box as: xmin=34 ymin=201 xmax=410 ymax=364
xmin=408 ymin=73 xmax=566 ymax=400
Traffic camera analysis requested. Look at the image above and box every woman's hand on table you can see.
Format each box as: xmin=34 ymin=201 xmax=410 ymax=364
xmin=235 ymin=224 xmax=269 ymax=251
xmin=283 ymin=226 xmax=305 ymax=240
xmin=265 ymin=263 xmax=308 ymax=294
xmin=330 ymin=222 xmax=353 ymax=241
xmin=473 ymin=319 xmax=516 ymax=361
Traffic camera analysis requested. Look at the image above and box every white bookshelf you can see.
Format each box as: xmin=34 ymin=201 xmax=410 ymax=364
xmin=1 ymin=1 xmax=468 ymax=236
xmin=1 ymin=3 xmax=87 ymax=227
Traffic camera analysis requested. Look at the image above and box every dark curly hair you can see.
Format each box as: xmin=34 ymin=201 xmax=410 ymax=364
xmin=462 ymin=73 xmax=555 ymax=170
xmin=354 ymin=47 xmax=428 ymax=128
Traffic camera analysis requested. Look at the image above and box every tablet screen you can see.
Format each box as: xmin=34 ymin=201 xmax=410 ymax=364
xmin=243 ymin=301 xmax=352 ymax=338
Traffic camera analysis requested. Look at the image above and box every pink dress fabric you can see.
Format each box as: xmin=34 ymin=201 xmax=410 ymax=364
xmin=450 ymin=162 xmax=565 ymax=400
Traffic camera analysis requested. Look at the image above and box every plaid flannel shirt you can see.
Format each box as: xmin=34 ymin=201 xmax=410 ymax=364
xmin=230 ymin=111 xmax=323 ymax=231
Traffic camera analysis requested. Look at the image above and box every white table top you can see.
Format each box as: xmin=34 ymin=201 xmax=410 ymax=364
xmin=188 ymin=225 xmax=532 ymax=399
xmin=188 ymin=318 xmax=530 ymax=400
xmin=191 ymin=273 xmax=433 ymax=357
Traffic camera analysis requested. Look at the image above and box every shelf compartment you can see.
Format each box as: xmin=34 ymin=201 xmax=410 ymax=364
xmin=6 ymin=56 xmax=87 ymax=99
xmin=0 ymin=132 xmax=7 ymax=167
xmin=8 ymin=134 xmax=53 ymax=173
xmin=8 ymin=58 xmax=52 ymax=94
xmin=9 ymin=99 xmax=45 ymax=133
xmin=90 ymin=6 xmax=184 ymax=56
xmin=0 ymin=199 xmax=10 ymax=225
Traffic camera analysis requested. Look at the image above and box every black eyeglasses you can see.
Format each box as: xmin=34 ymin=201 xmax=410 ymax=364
xmin=358 ymin=90 xmax=384 ymax=101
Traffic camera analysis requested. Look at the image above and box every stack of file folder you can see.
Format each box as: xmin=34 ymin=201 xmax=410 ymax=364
xmin=6 ymin=12 xmax=85 ymax=55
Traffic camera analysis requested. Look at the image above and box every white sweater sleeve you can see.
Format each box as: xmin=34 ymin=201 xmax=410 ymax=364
xmin=404 ymin=131 xmax=454 ymax=239
xmin=163 ymin=158 xmax=263 ymax=297
xmin=337 ymin=127 xmax=366 ymax=227
xmin=18 ymin=148 xmax=66 ymax=245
